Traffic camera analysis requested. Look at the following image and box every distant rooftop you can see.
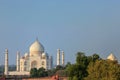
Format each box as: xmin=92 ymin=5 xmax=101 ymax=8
xmin=107 ymin=53 xmax=117 ymax=61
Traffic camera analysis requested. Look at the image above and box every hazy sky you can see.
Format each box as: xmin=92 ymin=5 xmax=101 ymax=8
xmin=0 ymin=1 xmax=120 ymax=65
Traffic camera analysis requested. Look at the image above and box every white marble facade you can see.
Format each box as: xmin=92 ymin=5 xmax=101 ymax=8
xmin=4 ymin=39 xmax=53 ymax=75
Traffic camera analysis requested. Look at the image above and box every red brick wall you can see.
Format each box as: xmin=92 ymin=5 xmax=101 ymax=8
xmin=22 ymin=77 xmax=67 ymax=80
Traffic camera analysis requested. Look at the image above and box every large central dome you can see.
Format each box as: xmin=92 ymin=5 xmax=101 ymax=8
xmin=29 ymin=39 xmax=44 ymax=52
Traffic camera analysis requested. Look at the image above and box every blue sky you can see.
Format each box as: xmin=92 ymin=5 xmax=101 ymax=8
xmin=0 ymin=1 xmax=120 ymax=65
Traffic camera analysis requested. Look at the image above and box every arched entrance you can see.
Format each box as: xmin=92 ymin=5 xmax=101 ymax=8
xmin=31 ymin=61 xmax=37 ymax=68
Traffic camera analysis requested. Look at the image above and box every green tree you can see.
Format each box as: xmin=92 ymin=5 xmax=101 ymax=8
xmin=67 ymin=52 xmax=88 ymax=80
xmin=55 ymin=70 xmax=67 ymax=77
xmin=38 ymin=67 xmax=48 ymax=77
xmin=30 ymin=67 xmax=48 ymax=78
xmin=56 ymin=65 xmax=64 ymax=70
xmin=30 ymin=68 xmax=38 ymax=77
xmin=66 ymin=52 xmax=100 ymax=80
xmin=65 ymin=62 xmax=71 ymax=68
xmin=84 ymin=60 xmax=120 ymax=80
xmin=92 ymin=54 xmax=100 ymax=62
xmin=76 ymin=52 xmax=85 ymax=64
xmin=66 ymin=64 xmax=76 ymax=80
xmin=47 ymin=69 xmax=55 ymax=76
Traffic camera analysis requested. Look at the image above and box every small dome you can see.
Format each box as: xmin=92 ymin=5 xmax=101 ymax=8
xmin=29 ymin=39 xmax=44 ymax=52
xmin=42 ymin=53 xmax=45 ymax=56
xmin=107 ymin=53 xmax=117 ymax=61
xmin=24 ymin=53 xmax=29 ymax=57
xmin=42 ymin=52 xmax=48 ymax=59
xmin=42 ymin=52 xmax=48 ymax=56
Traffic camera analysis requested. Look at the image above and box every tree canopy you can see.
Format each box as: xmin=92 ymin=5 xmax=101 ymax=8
xmin=84 ymin=60 xmax=120 ymax=80
xmin=30 ymin=67 xmax=48 ymax=78
xmin=30 ymin=51 xmax=120 ymax=80
xmin=66 ymin=52 xmax=101 ymax=80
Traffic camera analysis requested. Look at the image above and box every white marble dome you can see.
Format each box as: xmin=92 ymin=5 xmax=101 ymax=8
xmin=107 ymin=53 xmax=117 ymax=61
xmin=29 ymin=39 xmax=44 ymax=52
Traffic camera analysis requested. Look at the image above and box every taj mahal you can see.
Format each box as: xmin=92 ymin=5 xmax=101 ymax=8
xmin=4 ymin=39 xmax=65 ymax=76
xmin=3 ymin=39 xmax=117 ymax=76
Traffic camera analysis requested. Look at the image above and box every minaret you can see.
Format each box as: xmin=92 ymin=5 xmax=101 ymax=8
xmin=49 ymin=56 xmax=53 ymax=69
xmin=4 ymin=49 xmax=8 ymax=75
xmin=57 ymin=49 xmax=60 ymax=65
xmin=16 ymin=51 xmax=20 ymax=71
xmin=61 ymin=51 xmax=65 ymax=66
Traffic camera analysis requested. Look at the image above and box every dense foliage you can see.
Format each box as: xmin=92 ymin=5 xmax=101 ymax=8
xmin=66 ymin=52 xmax=100 ymax=80
xmin=84 ymin=60 xmax=120 ymax=80
xmin=30 ymin=67 xmax=48 ymax=78
xmin=30 ymin=52 xmax=120 ymax=80
xmin=30 ymin=66 xmax=66 ymax=78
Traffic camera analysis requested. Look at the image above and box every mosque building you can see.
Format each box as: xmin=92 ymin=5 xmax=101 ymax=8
xmin=107 ymin=53 xmax=117 ymax=61
xmin=4 ymin=39 xmax=65 ymax=76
